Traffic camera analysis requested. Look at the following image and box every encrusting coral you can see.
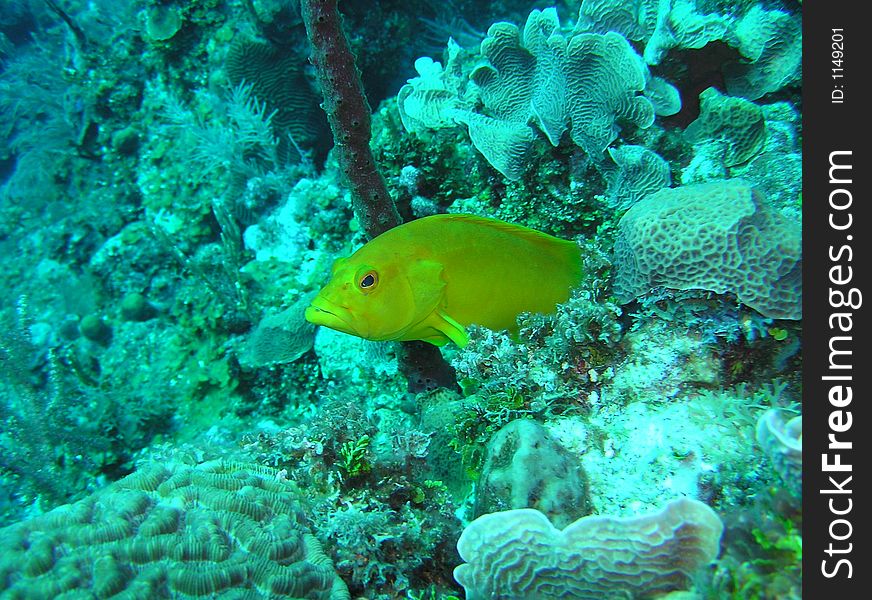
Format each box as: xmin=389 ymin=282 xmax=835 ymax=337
xmin=474 ymin=419 xmax=593 ymax=528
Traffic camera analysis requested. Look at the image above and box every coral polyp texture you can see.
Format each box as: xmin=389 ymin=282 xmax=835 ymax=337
xmin=724 ymin=5 xmax=802 ymax=100
xmin=0 ymin=460 xmax=350 ymax=599
xmin=605 ymin=144 xmax=671 ymax=209
xmin=0 ymin=0 xmax=805 ymax=597
xmin=613 ymin=179 xmax=802 ymax=319
xmin=454 ymin=497 xmax=724 ymax=599
xmin=576 ymin=0 xmax=802 ymax=100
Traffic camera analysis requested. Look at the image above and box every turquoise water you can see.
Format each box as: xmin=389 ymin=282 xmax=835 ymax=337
xmin=0 ymin=1 xmax=801 ymax=598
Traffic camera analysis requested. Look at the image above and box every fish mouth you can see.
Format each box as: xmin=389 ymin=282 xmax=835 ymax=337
xmin=304 ymin=297 xmax=363 ymax=337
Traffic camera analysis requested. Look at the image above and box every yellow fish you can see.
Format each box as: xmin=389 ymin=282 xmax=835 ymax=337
xmin=304 ymin=214 xmax=583 ymax=347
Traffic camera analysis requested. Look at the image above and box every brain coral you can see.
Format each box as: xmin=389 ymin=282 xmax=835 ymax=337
xmin=613 ymin=179 xmax=801 ymax=319
xmin=0 ymin=460 xmax=350 ymax=599
xmin=455 ymin=497 xmax=723 ymax=600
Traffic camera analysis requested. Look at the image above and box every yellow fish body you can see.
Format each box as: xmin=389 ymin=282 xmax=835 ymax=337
xmin=304 ymin=214 xmax=583 ymax=347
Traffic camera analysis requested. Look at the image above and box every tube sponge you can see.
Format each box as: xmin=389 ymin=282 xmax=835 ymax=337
xmin=454 ymin=497 xmax=723 ymax=600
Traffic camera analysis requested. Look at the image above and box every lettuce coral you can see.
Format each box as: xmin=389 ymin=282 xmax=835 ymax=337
xmin=605 ymin=144 xmax=671 ymax=209
xmin=725 ymin=6 xmax=802 ymax=100
xmin=685 ymin=87 xmax=767 ymax=167
xmin=454 ymin=497 xmax=723 ymax=599
xmin=756 ymin=409 xmax=802 ymax=497
xmin=397 ymin=8 xmax=662 ymax=179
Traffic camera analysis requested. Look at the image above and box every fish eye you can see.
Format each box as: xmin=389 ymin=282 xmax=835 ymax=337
xmin=359 ymin=271 xmax=378 ymax=290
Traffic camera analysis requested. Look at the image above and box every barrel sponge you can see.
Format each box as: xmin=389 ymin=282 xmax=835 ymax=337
xmin=454 ymin=497 xmax=723 ymax=600
xmin=474 ymin=419 xmax=593 ymax=529
xmin=0 ymin=460 xmax=350 ymax=600
xmin=613 ymin=179 xmax=802 ymax=319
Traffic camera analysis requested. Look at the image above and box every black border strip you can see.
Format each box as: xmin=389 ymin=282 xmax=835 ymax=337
xmin=804 ymin=1 xmax=868 ymax=595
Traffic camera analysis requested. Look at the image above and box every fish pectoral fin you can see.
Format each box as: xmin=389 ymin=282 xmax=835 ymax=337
xmin=433 ymin=310 xmax=469 ymax=348
xmin=419 ymin=334 xmax=450 ymax=347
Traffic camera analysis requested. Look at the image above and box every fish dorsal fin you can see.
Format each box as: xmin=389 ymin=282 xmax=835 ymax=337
xmin=428 ymin=213 xmax=576 ymax=251
xmin=425 ymin=214 xmax=584 ymax=289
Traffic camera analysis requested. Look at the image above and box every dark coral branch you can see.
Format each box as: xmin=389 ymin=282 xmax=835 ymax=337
xmin=300 ymin=0 xmax=401 ymax=239
xmin=43 ymin=0 xmax=88 ymax=48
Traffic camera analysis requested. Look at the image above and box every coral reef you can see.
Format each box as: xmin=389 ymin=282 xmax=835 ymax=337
xmin=577 ymin=0 xmax=802 ymax=102
xmin=0 ymin=1 xmax=804 ymax=598
xmin=723 ymin=5 xmax=802 ymax=100
xmin=225 ymin=37 xmax=331 ymax=161
xmin=685 ymin=87 xmax=767 ymax=167
xmin=398 ymin=8 xmax=664 ymax=179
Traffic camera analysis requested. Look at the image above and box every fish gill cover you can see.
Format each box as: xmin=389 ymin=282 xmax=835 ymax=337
xmin=0 ymin=0 xmax=801 ymax=598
